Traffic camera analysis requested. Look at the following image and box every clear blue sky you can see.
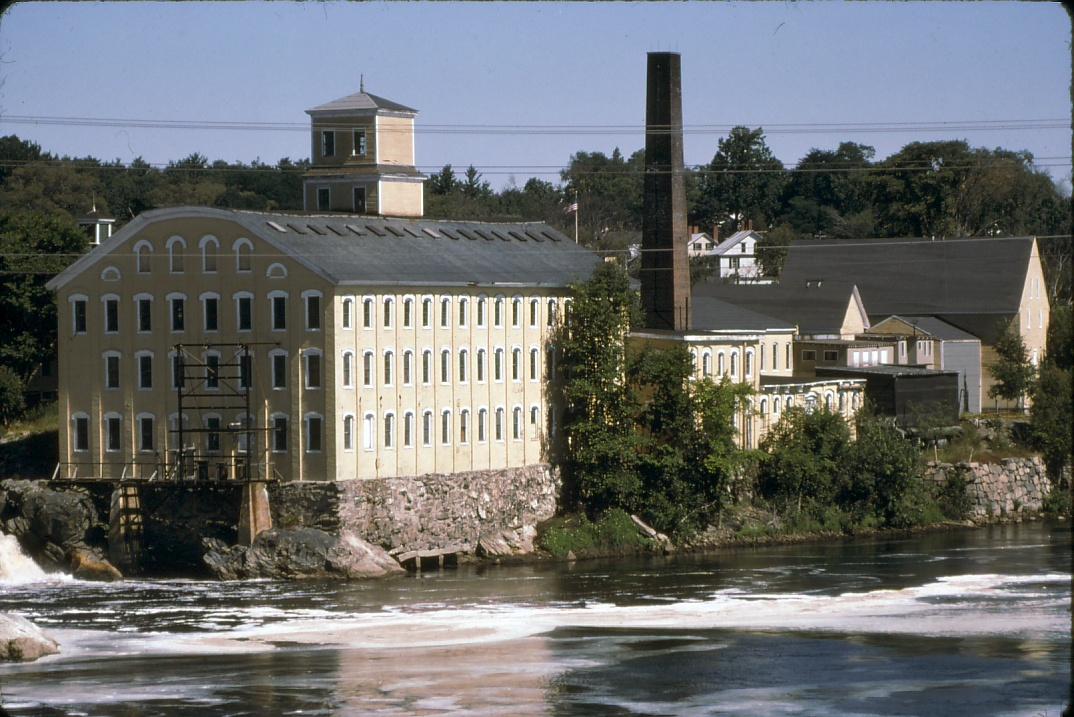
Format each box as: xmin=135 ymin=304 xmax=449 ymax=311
xmin=0 ymin=2 xmax=1070 ymax=191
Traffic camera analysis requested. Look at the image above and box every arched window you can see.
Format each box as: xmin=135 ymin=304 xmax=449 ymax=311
xmin=167 ymin=237 xmax=185 ymax=273
xmin=495 ymin=407 xmax=505 ymax=441
xmin=459 ymin=409 xmax=470 ymax=444
xmin=382 ymin=297 xmax=393 ymax=328
xmin=383 ymin=350 xmax=394 ymax=386
xmin=511 ymin=298 xmax=522 ymax=327
xmin=342 ymin=351 xmax=354 ymax=388
xmin=440 ymin=349 xmax=450 ymax=384
xmin=403 ymin=350 xmax=413 ymax=385
xmin=458 ymin=349 xmax=468 ymax=383
xmin=403 ymin=412 xmax=414 ymax=448
xmin=529 ymin=299 xmax=539 ymax=327
xmin=343 ymin=415 xmax=355 ymax=451
xmin=512 ymin=406 xmax=522 ymax=440
xmin=760 ymin=398 xmax=767 ymax=415
xmin=363 ymin=298 xmax=374 ymax=328
xmin=402 ymin=298 xmax=413 ymax=328
xmin=383 ymin=413 xmax=395 ymax=448
xmin=342 ymin=298 xmax=353 ymax=329
xmin=422 ymin=297 xmax=432 ymax=327
xmin=363 ymin=351 xmax=374 ymax=387
xmin=825 ymin=392 xmax=834 ymax=411
xmin=494 ymin=348 xmax=504 ymax=381
xmin=718 ymin=352 xmax=726 ymax=376
xmin=422 ymin=410 xmax=433 ymax=446
xmin=730 ymin=351 xmax=738 ymax=377
xmin=530 ymin=348 xmax=539 ymax=381
xmin=745 ymin=350 xmax=754 ymax=378
xmin=233 ymin=238 xmax=253 ymax=272
xmin=530 ymin=406 xmax=540 ymax=438
xmin=477 ymin=349 xmax=486 ymax=382
xmin=458 ymin=297 xmax=468 ymax=327
xmin=199 ymin=235 xmax=219 ymax=273
xmin=787 ymin=396 xmax=795 ymax=409
xmin=702 ymin=351 xmax=711 ymax=377
xmin=772 ymin=342 xmax=778 ymax=370
xmin=760 ymin=344 xmax=765 ymax=372
xmin=547 ymin=299 xmax=558 ymax=326
xmin=773 ymin=397 xmax=781 ymax=415
xmin=363 ymin=412 xmax=375 ymax=450
xmin=135 ymin=241 xmax=153 ymax=274
xmin=477 ymin=297 xmax=487 ymax=327
xmin=440 ymin=298 xmax=450 ymax=328
xmin=511 ymin=348 xmax=521 ymax=381
xmin=266 ymin=262 xmax=288 ymax=279
xmin=422 ymin=350 xmax=432 ymax=384
xmin=440 ymin=409 xmax=451 ymax=445
xmin=478 ymin=408 xmax=488 ymax=442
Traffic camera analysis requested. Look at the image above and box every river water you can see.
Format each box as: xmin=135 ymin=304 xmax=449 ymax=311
xmin=0 ymin=522 xmax=1068 ymax=716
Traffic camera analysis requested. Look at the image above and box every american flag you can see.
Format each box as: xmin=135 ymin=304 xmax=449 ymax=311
xmin=564 ymin=202 xmax=579 ymax=214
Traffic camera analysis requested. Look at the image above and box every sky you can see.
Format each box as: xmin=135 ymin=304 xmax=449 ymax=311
xmin=0 ymin=2 xmax=1070 ymax=192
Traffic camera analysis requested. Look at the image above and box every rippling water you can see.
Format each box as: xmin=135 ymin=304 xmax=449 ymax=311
xmin=0 ymin=521 xmax=1069 ymax=716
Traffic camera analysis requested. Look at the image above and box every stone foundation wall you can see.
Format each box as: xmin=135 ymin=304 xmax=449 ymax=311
xmin=924 ymin=457 xmax=1050 ymax=519
xmin=267 ymin=464 xmax=559 ymax=555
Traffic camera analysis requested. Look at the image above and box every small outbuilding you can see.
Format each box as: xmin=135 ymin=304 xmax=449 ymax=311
xmin=815 ymin=365 xmax=960 ymax=427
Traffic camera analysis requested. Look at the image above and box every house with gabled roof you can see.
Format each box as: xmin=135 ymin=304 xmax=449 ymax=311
xmin=711 ymin=229 xmax=762 ymax=278
xmin=779 ymin=236 xmax=1049 ymax=410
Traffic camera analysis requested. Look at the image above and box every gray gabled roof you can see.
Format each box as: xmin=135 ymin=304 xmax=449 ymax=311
xmin=779 ymin=237 xmax=1035 ymax=319
xmin=694 ymin=278 xmax=863 ymax=336
xmin=873 ymin=315 xmax=980 ymax=342
xmin=307 ymin=91 xmax=418 ymax=115
xmin=690 ymin=295 xmax=793 ymax=333
xmin=712 ymin=230 xmax=759 ymax=256
xmin=47 ymin=207 xmax=601 ymax=291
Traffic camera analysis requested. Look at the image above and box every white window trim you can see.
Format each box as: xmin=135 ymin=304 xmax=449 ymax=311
xmin=341 ymin=350 xmax=355 ymax=389
xmin=305 ymin=348 xmax=324 ymax=390
xmin=269 ymin=349 xmax=288 ymax=390
xmin=200 ymin=292 xmax=221 ymax=333
xmin=459 ymin=408 xmax=470 ymax=445
xmin=403 ymin=411 xmax=414 ymax=449
xmin=494 ymin=406 xmax=505 ymax=442
xmin=302 ymin=289 xmax=323 ymax=332
xmin=363 ymin=412 xmax=376 ymax=452
xmin=421 ymin=410 xmax=433 ymax=447
xmin=382 ymin=296 xmax=394 ymax=329
xmin=135 ymin=350 xmax=154 ymax=391
xmin=100 ymin=294 xmax=120 ymax=334
xmin=512 ymin=405 xmax=523 ymax=441
xmin=69 ymin=294 xmax=89 ymax=335
xmin=402 ymin=296 xmax=415 ymax=329
xmin=133 ymin=293 xmax=154 ymax=334
xmin=103 ymin=412 xmax=123 ymax=453
xmin=341 ymin=297 xmax=354 ymax=330
xmin=476 ymin=295 xmax=488 ymax=328
xmin=268 ymin=290 xmax=288 ymax=332
xmin=402 ymin=350 xmax=414 ymax=386
xmin=266 ymin=262 xmax=288 ymax=279
xmin=383 ymin=349 xmax=395 ymax=387
xmin=204 ymin=350 xmax=222 ymax=392
xmin=458 ymin=297 xmax=469 ymax=328
xmin=494 ymin=347 xmax=505 ymax=383
xmin=440 ymin=297 xmax=451 ymax=328
xmin=135 ymin=412 xmax=156 ymax=453
xmin=421 ymin=296 xmax=433 ymax=329
xmin=199 ymin=235 xmax=220 ymax=274
xmin=233 ymin=238 xmax=254 ymax=273
xmin=383 ymin=411 xmax=396 ymax=450
xmin=166 ymin=236 xmax=186 ymax=274
xmin=362 ymin=297 xmax=375 ymax=329
xmin=421 ymin=350 xmax=432 ymax=386
xmin=494 ymin=296 xmax=505 ymax=328
xmin=342 ymin=413 xmax=355 ymax=452
xmin=100 ymin=266 xmax=121 ymax=282
xmin=166 ymin=292 xmax=187 ymax=334
xmin=270 ymin=412 xmax=289 ymax=453
xmin=363 ymin=350 xmax=375 ymax=387
xmin=103 ymin=351 xmax=121 ymax=390
xmin=440 ymin=347 xmax=452 ymax=385
xmin=133 ymin=240 xmax=153 ymax=274
xmin=304 ymin=412 xmax=324 ymax=453
xmin=511 ymin=296 xmax=523 ymax=328
xmin=458 ymin=348 xmax=469 ymax=384
xmin=440 ymin=408 xmax=452 ymax=446
xmin=529 ymin=298 xmax=539 ymax=328
xmin=511 ymin=345 xmax=523 ymax=383
xmin=71 ymin=412 xmax=90 ymax=452
xmin=477 ymin=406 xmax=489 ymax=443
xmin=233 ymin=291 xmax=254 ymax=333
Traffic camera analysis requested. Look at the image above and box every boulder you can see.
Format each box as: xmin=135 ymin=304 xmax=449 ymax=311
xmin=0 ymin=613 xmax=59 ymax=662
xmin=69 ymin=548 xmax=123 ymax=582
xmin=0 ymin=480 xmax=100 ymax=571
xmin=203 ymin=528 xmax=404 ymax=580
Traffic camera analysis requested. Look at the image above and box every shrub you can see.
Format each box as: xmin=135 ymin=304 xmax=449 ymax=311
xmin=537 ymin=509 xmax=653 ymax=559
xmin=0 ymin=366 xmax=25 ymax=426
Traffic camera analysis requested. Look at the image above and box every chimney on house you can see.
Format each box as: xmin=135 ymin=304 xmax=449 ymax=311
xmin=640 ymin=52 xmax=691 ymax=332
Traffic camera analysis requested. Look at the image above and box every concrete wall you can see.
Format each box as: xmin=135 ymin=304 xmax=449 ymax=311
xmin=924 ymin=456 xmax=1051 ymax=519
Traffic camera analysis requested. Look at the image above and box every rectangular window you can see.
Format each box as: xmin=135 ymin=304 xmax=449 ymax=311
xmin=171 ymin=298 xmax=185 ymax=332
xmin=138 ymin=354 xmax=153 ymax=389
xmin=353 ymin=187 xmax=366 ymax=214
xmin=272 ymin=353 xmax=287 ymax=389
xmin=272 ymin=417 xmax=287 ymax=452
xmin=317 ymin=187 xmax=330 ymax=211
xmin=306 ymin=295 xmax=321 ymax=330
xmin=207 ymin=417 xmax=221 ymax=452
xmin=802 ymin=350 xmax=817 ymax=361
xmin=73 ymin=300 xmax=87 ymax=334
xmin=139 ymin=417 xmax=154 ymax=452
xmin=306 ymin=353 xmax=322 ymax=389
xmin=138 ymin=299 xmax=152 ymax=332
xmin=238 ymin=297 xmax=253 ymax=331
xmin=105 ymin=355 xmax=120 ymax=389
xmin=272 ymin=296 xmax=287 ymax=330
xmin=307 ymin=416 xmax=322 ymax=452
xmin=204 ymin=298 xmax=219 ymax=331
xmin=206 ymin=355 xmax=220 ymax=389
xmin=321 ymin=130 xmax=335 ymax=158
xmin=352 ymin=129 xmax=367 ymax=156
xmin=73 ymin=416 xmax=89 ymax=452
xmin=823 ymin=350 xmax=839 ymax=362
xmin=106 ymin=416 xmax=121 ymax=452
xmin=104 ymin=299 xmax=119 ymax=333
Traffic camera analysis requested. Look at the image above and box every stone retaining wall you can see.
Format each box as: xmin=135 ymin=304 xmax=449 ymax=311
xmin=924 ymin=457 xmax=1050 ymax=519
xmin=268 ymin=464 xmax=560 ymax=556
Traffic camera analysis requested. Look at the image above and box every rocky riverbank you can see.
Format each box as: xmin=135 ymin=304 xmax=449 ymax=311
xmin=0 ymin=613 xmax=58 ymax=662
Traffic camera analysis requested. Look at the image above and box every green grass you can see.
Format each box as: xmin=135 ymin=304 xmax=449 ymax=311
xmin=0 ymin=402 xmax=59 ymax=478
xmin=538 ymin=509 xmax=655 ymax=559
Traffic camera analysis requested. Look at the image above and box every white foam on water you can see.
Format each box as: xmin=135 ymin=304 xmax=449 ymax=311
xmin=0 ymin=532 xmax=51 ymax=583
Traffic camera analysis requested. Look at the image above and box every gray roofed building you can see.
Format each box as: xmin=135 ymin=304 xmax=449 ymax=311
xmin=690 ymin=295 xmax=793 ymax=333
xmin=873 ymin=315 xmax=979 ymax=342
xmin=47 ymin=207 xmax=602 ymax=291
xmin=307 ymin=91 xmax=418 ymax=116
xmin=693 ymin=278 xmax=868 ymax=339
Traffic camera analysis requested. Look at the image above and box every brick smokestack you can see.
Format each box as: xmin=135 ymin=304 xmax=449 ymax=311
xmin=641 ymin=52 xmax=691 ymax=332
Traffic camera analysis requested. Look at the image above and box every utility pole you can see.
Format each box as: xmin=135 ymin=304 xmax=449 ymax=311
xmin=574 ymin=191 xmax=579 ymax=244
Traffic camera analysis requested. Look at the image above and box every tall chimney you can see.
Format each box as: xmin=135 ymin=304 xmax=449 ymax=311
xmin=641 ymin=52 xmax=691 ymax=332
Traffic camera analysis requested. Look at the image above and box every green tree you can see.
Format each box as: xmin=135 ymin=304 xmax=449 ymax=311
xmin=780 ymin=142 xmax=876 ymax=238
xmin=560 ymin=147 xmax=644 ymax=249
xmin=0 ymin=366 xmax=25 ymax=425
xmin=461 ymin=165 xmax=492 ymax=199
xmin=1030 ymin=305 xmax=1072 ymax=479
xmin=428 ymin=164 xmax=457 ymax=195
xmin=988 ymin=321 xmax=1034 ymax=409
xmin=754 ymin=224 xmax=801 ymax=276
xmin=553 ymin=262 xmax=642 ymax=514
xmin=0 ymin=135 xmax=46 ymax=185
xmin=0 ymin=212 xmax=87 ymax=382
xmin=844 ymin=413 xmax=926 ymax=527
xmin=757 ymin=407 xmax=851 ymax=515
xmin=694 ymin=126 xmax=786 ymax=234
